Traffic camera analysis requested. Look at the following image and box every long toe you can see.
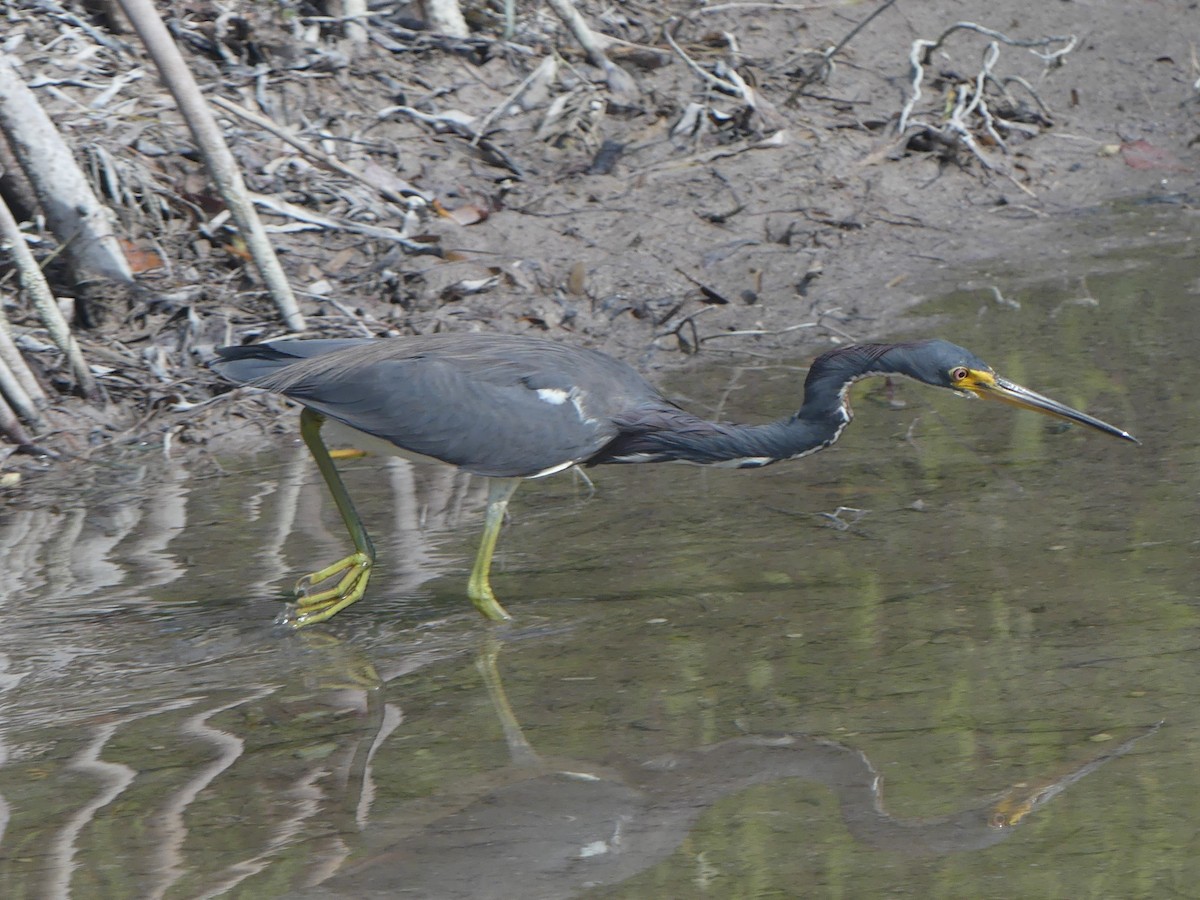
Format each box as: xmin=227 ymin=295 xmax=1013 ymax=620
xmin=287 ymin=552 xmax=373 ymax=626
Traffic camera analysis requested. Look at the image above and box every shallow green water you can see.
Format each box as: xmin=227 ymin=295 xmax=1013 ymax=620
xmin=0 ymin=209 xmax=1197 ymax=898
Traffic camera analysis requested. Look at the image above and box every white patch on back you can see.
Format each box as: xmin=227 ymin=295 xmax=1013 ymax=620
xmin=570 ymin=388 xmax=599 ymax=426
xmin=533 ymin=385 xmax=599 ymax=427
xmin=578 ymin=841 xmax=610 ymax=858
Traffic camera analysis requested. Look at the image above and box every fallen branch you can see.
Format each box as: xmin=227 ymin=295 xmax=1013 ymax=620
xmin=699 ymin=321 xmax=819 ymax=344
xmin=631 ymin=130 xmax=787 ymax=176
xmin=654 ymin=304 xmax=717 ymax=353
xmin=382 ymin=105 xmax=524 ymax=176
xmin=341 ymin=0 xmax=368 ymax=44
xmin=0 ymin=194 xmax=98 ymax=400
xmin=664 ymin=26 xmax=744 ymax=97
xmin=0 ymin=386 xmax=38 ymax=451
xmin=0 ymin=339 xmax=42 ymax=428
xmin=544 ymin=0 xmax=639 ymax=98
xmin=210 ymin=95 xmax=431 ymax=203
xmin=248 ymin=193 xmax=441 ymax=253
xmin=424 ymin=0 xmax=468 ymax=37
xmin=693 ymin=3 xmax=826 ymax=14
xmin=0 ymin=298 xmax=46 ymax=409
xmin=115 ymin=0 xmax=306 ymax=331
xmin=0 ymin=52 xmax=133 ymax=287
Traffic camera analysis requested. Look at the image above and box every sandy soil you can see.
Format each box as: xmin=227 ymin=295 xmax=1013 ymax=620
xmin=1 ymin=0 xmax=1196 ymax=471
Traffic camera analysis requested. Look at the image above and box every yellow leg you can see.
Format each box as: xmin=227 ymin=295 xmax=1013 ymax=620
xmin=467 ymin=478 xmax=521 ymax=621
xmin=287 ymin=408 xmax=376 ymax=627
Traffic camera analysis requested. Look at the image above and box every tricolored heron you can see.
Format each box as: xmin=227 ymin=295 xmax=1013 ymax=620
xmin=212 ymin=335 xmax=1137 ymax=626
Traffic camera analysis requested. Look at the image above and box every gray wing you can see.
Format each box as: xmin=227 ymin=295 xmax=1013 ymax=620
xmin=211 ymin=340 xmax=371 ymax=383
xmin=213 ymin=336 xmax=654 ymax=478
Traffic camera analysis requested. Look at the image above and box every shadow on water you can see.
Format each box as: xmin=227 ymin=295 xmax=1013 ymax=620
xmin=1 ymin=204 xmax=1198 ymax=896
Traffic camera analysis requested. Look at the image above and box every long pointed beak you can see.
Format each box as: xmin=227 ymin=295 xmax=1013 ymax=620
xmin=967 ymin=371 xmax=1139 ymax=444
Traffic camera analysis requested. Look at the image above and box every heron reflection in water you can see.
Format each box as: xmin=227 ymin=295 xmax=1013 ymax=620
xmin=296 ymin=642 xmax=1160 ymax=899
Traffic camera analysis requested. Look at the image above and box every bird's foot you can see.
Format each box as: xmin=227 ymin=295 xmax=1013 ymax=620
xmin=283 ymin=551 xmax=373 ymax=627
xmin=467 ymin=578 xmax=513 ymax=623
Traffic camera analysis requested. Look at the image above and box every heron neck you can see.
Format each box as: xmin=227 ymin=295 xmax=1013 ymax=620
xmin=702 ymin=416 xmax=847 ymax=465
xmin=797 ymin=342 xmax=929 ymax=424
xmin=594 ymin=412 xmax=846 ymax=467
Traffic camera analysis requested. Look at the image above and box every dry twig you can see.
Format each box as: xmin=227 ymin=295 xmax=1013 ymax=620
xmin=896 ymin=22 xmax=1075 ymax=185
xmin=785 ymin=0 xmax=898 ymax=103
xmin=473 ymin=55 xmax=560 ymax=147
xmin=899 ymin=23 xmax=1076 ymax=134
xmin=664 ymin=21 xmax=783 ymax=134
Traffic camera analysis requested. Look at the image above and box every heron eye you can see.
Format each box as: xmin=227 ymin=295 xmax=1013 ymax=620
xmin=951 ymin=367 xmax=969 ymax=382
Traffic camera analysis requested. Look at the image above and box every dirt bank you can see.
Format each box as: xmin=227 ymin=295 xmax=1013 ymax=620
xmin=1 ymin=0 xmax=1196 ymax=474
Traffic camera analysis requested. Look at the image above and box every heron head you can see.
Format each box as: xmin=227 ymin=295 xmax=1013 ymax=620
xmin=897 ymin=339 xmax=1139 ymax=444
